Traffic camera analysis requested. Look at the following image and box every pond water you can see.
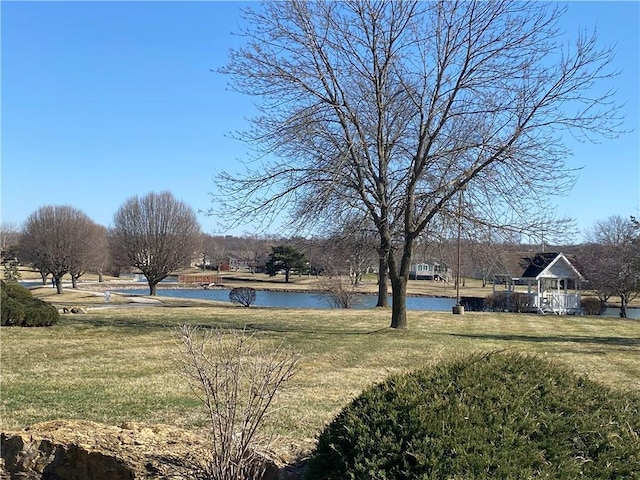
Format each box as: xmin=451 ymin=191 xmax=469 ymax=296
xmin=19 ymin=280 xmax=638 ymax=317
xmin=115 ymin=287 xmax=458 ymax=311
xmin=113 ymin=287 xmax=639 ymax=318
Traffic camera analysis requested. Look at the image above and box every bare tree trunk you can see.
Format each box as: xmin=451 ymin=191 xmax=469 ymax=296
xmin=388 ymin=241 xmax=414 ymax=329
xmin=54 ymin=275 xmax=63 ymax=294
xmin=620 ymin=293 xmax=628 ymax=318
xmin=149 ymin=280 xmax=158 ymax=296
xmin=376 ymin=253 xmax=389 ymax=308
xmin=389 ymin=273 xmax=408 ymax=329
xmin=40 ymin=271 xmax=48 ymax=285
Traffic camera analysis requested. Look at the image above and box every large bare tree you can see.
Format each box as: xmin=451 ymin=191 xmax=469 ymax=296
xmin=1 ymin=222 xmax=21 ymax=260
xmin=212 ymin=0 xmax=622 ymax=328
xmin=200 ymin=234 xmax=230 ymax=271
xmin=21 ymin=206 xmax=99 ymax=294
xmin=69 ymin=223 xmax=109 ymax=288
xmin=110 ymin=191 xmax=202 ymax=295
xmin=318 ymin=220 xmax=378 ymax=286
xmin=579 ymin=216 xmax=640 ymax=318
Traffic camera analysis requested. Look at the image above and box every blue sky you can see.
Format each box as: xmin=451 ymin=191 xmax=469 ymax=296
xmin=1 ymin=1 xmax=638 ymax=242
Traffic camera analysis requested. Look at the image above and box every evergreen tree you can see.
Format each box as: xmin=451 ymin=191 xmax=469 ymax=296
xmin=265 ymin=245 xmax=307 ymax=283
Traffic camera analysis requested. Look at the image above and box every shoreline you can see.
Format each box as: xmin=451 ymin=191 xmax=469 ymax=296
xmin=62 ymin=280 xmax=458 ymax=300
xmin=20 ymin=277 xmax=639 ymax=310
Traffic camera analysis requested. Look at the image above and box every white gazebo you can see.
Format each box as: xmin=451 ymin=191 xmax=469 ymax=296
xmin=493 ymin=252 xmax=585 ymax=315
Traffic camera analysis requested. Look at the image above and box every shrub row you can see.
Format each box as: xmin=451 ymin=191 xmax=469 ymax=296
xmin=483 ymin=293 xmax=605 ymax=315
xmin=485 ymin=291 xmax=534 ymax=312
xmin=1 ymin=281 xmax=59 ymax=327
xmin=459 ymin=296 xmax=485 ymax=311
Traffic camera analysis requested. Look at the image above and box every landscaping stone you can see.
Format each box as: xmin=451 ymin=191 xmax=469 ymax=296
xmin=1 ymin=420 xmax=307 ymax=479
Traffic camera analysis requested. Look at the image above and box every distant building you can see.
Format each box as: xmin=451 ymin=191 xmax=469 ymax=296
xmin=409 ymin=260 xmax=450 ymax=281
xmin=221 ymin=255 xmax=265 ymax=273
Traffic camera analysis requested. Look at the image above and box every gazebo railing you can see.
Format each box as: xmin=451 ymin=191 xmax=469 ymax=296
xmin=537 ymin=292 xmax=581 ymax=314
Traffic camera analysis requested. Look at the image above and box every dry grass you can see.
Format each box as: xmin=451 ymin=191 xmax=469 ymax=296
xmin=2 ymin=297 xmax=639 ymax=454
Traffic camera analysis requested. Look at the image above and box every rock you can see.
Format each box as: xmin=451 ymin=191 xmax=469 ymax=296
xmin=1 ymin=420 xmax=309 ymax=479
xmin=0 ymin=420 xmax=203 ymax=479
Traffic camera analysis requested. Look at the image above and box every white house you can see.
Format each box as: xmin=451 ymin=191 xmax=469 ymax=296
xmin=409 ymin=260 xmax=450 ymax=281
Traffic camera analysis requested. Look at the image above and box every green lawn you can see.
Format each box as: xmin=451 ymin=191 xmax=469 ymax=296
xmin=2 ymin=305 xmax=639 ymax=448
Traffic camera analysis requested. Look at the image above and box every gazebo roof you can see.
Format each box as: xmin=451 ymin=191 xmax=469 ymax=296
xmin=519 ymin=252 xmax=584 ymax=281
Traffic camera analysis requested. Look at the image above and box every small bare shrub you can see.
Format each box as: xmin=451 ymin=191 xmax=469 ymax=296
xmin=175 ymin=325 xmax=300 ymax=480
xmin=581 ymin=296 xmax=606 ymax=315
xmin=229 ymin=287 xmax=257 ymax=307
xmin=318 ymin=277 xmax=362 ymax=309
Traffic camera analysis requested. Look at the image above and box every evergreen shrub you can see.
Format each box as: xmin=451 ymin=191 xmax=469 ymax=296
xmin=2 ymin=281 xmax=33 ymax=302
xmin=1 ymin=296 xmax=25 ymax=326
xmin=1 ymin=281 xmax=59 ymax=327
xmin=305 ymin=352 xmax=640 ymax=480
xmin=460 ymin=296 xmax=484 ymax=311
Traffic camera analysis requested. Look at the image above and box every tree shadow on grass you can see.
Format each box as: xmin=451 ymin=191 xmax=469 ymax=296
xmin=242 ymin=323 xmax=397 ymax=336
xmin=62 ymin=315 xmax=389 ymax=337
xmin=450 ymin=333 xmax=640 ymax=348
xmin=60 ymin=316 xmax=235 ymax=333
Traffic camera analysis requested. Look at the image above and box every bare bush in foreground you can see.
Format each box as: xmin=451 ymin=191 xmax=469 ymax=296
xmin=175 ymin=325 xmax=300 ymax=480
